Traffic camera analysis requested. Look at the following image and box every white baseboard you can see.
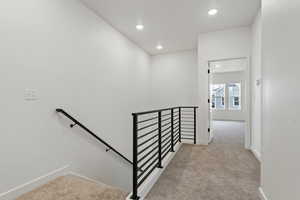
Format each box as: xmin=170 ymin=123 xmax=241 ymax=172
xmin=68 ymin=171 xmax=125 ymax=192
xmin=197 ymin=139 xmax=209 ymax=145
xmin=259 ymin=187 xmax=268 ymax=200
xmin=182 ymin=141 xmax=208 ymax=146
xmin=126 ymin=143 xmax=182 ymax=200
xmin=181 ymin=140 xmax=194 ymax=144
xmin=68 ymin=172 xmax=106 ymax=186
xmin=0 ymin=165 xmax=70 ymax=200
xmin=251 ymin=148 xmax=262 ymax=162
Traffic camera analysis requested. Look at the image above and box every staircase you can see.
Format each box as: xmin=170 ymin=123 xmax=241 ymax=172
xmin=15 ymin=106 xmax=198 ymax=200
xmin=16 ymin=175 xmax=127 ymax=200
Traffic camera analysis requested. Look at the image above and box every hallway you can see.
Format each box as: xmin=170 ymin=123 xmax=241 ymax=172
xmin=146 ymin=121 xmax=260 ymax=200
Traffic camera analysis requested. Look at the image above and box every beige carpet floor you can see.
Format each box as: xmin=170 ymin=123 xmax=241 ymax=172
xmin=16 ymin=175 xmax=127 ymax=200
xmin=146 ymin=121 xmax=260 ymax=200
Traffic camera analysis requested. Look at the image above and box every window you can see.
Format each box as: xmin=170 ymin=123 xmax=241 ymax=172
xmin=210 ymin=84 xmax=225 ymax=110
xmin=228 ymin=83 xmax=241 ymax=110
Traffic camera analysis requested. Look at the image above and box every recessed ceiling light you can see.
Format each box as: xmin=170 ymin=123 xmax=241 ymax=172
xmin=156 ymin=44 xmax=163 ymax=50
xmin=136 ymin=24 xmax=144 ymax=31
xmin=208 ymin=9 xmax=218 ymax=16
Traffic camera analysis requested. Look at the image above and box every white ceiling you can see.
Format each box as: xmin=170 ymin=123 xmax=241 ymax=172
xmin=82 ymin=0 xmax=260 ymax=55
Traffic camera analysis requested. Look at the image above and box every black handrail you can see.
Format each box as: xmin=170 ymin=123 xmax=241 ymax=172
xmin=56 ymin=108 xmax=133 ymax=166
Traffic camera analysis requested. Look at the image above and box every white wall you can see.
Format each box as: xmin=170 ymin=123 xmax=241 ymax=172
xmin=198 ymin=27 xmax=251 ymax=144
xmin=211 ymin=72 xmax=246 ymax=121
xmin=251 ymin=10 xmax=262 ymax=160
xmin=261 ymin=0 xmax=300 ymax=199
xmin=150 ymin=50 xmax=198 ymax=108
xmin=150 ymin=50 xmax=199 ymax=143
xmin=0 ymin=0 xmax=152 ymax=196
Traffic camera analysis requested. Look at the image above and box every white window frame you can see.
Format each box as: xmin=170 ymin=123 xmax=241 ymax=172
xmin=228 ymin=82 xmax=242 ymax=111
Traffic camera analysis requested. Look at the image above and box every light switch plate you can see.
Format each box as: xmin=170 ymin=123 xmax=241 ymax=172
xmin=256 ymin=79 xmax=261 ymax=86
xmin=24 ymin=89 xmax=38 ymax=101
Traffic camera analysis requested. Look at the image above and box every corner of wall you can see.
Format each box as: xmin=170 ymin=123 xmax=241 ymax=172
xmin=251 ymin=147 xmax=262 ymax=162
xmin=0 ymin=165 xmax=70 ymax=200
xmin=259 ymin=187 xmax=269 ymax=200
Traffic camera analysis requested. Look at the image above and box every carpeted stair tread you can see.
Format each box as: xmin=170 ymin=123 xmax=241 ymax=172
xmin=16 ymin=175 xmax=127 ymax=200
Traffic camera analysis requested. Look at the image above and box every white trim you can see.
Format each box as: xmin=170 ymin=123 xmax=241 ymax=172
xmin=68 ymin=171 xmax=126 ymax=192
xmin=259 ymin=187 xmax=268 ymax=200
xmin=0 ymin=165 xmax=70 ymax=200
xmin=208 ymin=128 xmax=214 ymax=144
xmin=213 ymin=119 xmax=245 ymax=122
xmin=251 ymin=148 xmax=261 ymax=162
xmin=208 ymin=56 xmax=248 ymax=63
xmin=181 ymin=141 xmax=207 ymax=146
xmin=68 ymin=172 xmax=107 ymax=186
xmin=181 ymin=140 xmax=196 ymax=145
xmin=126 ymin=143 xmax=182 ymax=200
xmin=245 ymin=56 xmax=252 ymax=149
xmin=197 ymin=140 xmax=209 ymax=145
xmin=208 ymin=61 xmax=213 ymax=144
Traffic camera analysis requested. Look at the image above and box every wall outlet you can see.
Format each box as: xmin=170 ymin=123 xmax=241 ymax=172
xmin=24 ymin=89 xmax=38 ymax=101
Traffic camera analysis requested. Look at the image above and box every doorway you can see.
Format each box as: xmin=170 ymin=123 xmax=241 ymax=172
xmin=208 ymin=57 xmax=251 ymax=149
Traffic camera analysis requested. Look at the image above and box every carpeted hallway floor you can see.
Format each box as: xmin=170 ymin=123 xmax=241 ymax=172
xmin=146 ymin=121 xmax=260 ymax=200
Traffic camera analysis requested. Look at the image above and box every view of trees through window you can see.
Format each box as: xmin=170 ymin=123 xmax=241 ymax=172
xmin=210 ymin=83 xmax=241 ymax=110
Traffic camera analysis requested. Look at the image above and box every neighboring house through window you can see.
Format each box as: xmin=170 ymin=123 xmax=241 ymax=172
xmin=228 ymin=83 xmax=241 ymax=110
xmin=210 ymin=83 xmax=242 ymax=111
xmin=210 ymin=84 xmax=225 ymax=110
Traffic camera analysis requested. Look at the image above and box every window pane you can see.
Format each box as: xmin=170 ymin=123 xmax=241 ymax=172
xmin=228 ymin=83 xmax=241 ymax=110
xmin=210 ymin=84 xmax=225 ymax=110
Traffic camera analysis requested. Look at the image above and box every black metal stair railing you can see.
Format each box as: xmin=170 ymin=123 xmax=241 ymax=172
xmin=56 ymin=108 xmax=134 ymax=166
xmin=131 ymin=106 xmax=198 ymax=200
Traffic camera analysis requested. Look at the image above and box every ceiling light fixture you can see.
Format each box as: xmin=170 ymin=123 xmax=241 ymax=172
xmin=156 ymin=44 xmax=163 ymax=50
xmin=208 ymin=9 xmax=218 ymax=16
xmin=136 ymin=24 xmax=144 ymax=31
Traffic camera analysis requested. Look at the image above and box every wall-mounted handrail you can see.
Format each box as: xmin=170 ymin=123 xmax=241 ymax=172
xmin=131 ymin=106 xmax=198 ymax=199
xmin=56 ymin=108 xmax=133 ymax=166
